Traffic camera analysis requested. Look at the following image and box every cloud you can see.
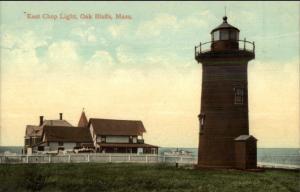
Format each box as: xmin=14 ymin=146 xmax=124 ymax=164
xmin=108 ymin=24 xmax=128 ymax=38
xmin=178 ymin=10 xmax=214 ymax=29
xmin=85 ymin=50 xmax=114 ymax=72
xmin=43 ymin=41 xmax=81 ymax=72
xmin=115 ymin=45 xmax=136 ymax=65
xmin=1 ymin=30 xmax=48 ymax=50
xmin=71 ymin=26 xmax=97 ymax=43
xmin=0 ymin=30 xmax=47 ymax=76
xmin=136 ymin=13 xmax=180 ymax=37
xmin=136 ymin=11 xmax=214 ymax=38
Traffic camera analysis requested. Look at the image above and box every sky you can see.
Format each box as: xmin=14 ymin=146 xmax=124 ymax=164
xmin=0 ymin=1 xmax=299 ymax=148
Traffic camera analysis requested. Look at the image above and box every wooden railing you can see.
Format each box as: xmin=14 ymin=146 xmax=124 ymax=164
xmin=0 ymin=154 xmax=299 ymax=169
xmin=0 ymin=154 xmax=197 ymax=165
xmin=195 ymin=39 xmax=255 ymax=57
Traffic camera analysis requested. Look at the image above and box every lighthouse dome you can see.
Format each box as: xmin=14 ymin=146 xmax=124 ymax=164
xmin=211 ymin=16 xmax=240 ymax=42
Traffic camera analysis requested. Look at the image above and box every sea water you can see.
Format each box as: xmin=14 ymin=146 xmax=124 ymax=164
xmin=159 ymin=147 xmax=300 ymax=166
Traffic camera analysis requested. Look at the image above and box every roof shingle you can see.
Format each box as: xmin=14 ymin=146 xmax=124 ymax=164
xmin=43 ymin=126 xmax=92 ymax=142
xmin=25 ymin=119 xmax=73 ymax=137
xmin=90 ymin=118 xmax=146 ymax=136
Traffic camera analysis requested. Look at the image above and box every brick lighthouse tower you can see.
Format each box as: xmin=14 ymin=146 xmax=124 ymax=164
xmin=195 ymin=16 xmax=257 ymax=169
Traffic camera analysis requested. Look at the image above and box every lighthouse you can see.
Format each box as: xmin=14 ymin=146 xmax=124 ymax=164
xmin=195 ymin=16 xmax=257 ymax=169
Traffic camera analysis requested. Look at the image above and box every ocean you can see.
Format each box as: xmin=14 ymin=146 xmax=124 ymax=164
xmin=159 ymin=147 xmax=300 ymax=166
xmin=1 ymin=146 xmax=299 ymax=166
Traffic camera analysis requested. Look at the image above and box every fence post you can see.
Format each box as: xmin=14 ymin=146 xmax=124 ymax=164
xmin=68 ymin=155 xmax=71 ymax=163
xmin=87 ymin=154 xmax=90 ymax=163
xmin=163 ymin=155 xmax=166 ymax=163
xmin=128 ymin=155 xmax=131 ymax=162
xmin=145 ymin=155 xmax=148 ymax=163
xmin=49 ymin=155 xmax=51 ymax=163
xmin=26 ymin=155 xmax=29 ymax=163
xmin=109 ymin=154 xmax=112 ymax=162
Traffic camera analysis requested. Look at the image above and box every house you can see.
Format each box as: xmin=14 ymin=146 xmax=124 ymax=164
xmin=34 ymin=125 xmax=94 ymax=153
xmin=25 ymin=111 xmax=159 ymax=154
xmin=24 ymin=113 xmax=72 ymax=154
xmin=89 ymin=118 xmax=158 ymax=154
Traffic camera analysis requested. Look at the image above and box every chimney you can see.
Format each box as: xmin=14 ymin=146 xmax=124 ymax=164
xmin=59 ymin=113 xmax=63 ymax=120
xmin=39 ymin=116 xmax=44 ymax=126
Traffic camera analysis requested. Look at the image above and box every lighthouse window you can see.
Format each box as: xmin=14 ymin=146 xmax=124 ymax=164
xmin=220 ymin=30 xmax=229 ymax=40
xmin=213 ymin=31 xmax=220 ymax=41
xmin=234 ymin=88 xmax=244 ymax=104
xmin=198 ymin=114 xmax=206 ymax=134
xmin=229 ymin=30 xmax=238 ymax=40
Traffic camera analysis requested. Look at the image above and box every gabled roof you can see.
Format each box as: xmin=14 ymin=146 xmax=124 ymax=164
xmin=78 ymin=111 xmax=88 ymax=128
xmin=25 ymin=119 xmax=73 ymax=138
xmin=42 ymin=126 xmax=92 ymax=142
xmin=25 ymin=125 xmax=43 ymax=137
xmin=43 ymin=120 xmax=73 ymax=127
xmin=89 ymin=118 xmax=146 ymax=136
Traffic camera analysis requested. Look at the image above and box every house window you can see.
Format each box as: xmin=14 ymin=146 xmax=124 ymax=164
xmin=133 ymin=137 xmax=137 ymax=143
xmin=25 ymin=138 xmax=30 ymax=146
xmin=96 ymin=136 xmax=101 ymax=142
xmin=234 ymin=88 xmax=244 ymax=104
xmin=58 ymin=141 xmax=64 ymax=146
xmin=38 ymin=146 xmax=44 ymax=151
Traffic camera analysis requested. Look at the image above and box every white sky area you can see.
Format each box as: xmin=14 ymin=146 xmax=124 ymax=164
xmin=0 ymin=2 xmax=299 ymax=148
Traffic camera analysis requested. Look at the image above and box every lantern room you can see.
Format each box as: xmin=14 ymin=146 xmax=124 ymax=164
xmin=210 ymin=16 xmax=240 ymax=51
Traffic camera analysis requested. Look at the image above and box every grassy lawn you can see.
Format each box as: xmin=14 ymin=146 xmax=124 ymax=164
xmin=0 ymin=163 xmax=299 ymax=192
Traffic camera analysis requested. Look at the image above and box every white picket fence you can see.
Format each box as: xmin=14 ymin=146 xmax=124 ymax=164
xmin=1 ymin=154 xmax=299 ymax=170
xmin=0 ymin=154 xmax=197 ymax=164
